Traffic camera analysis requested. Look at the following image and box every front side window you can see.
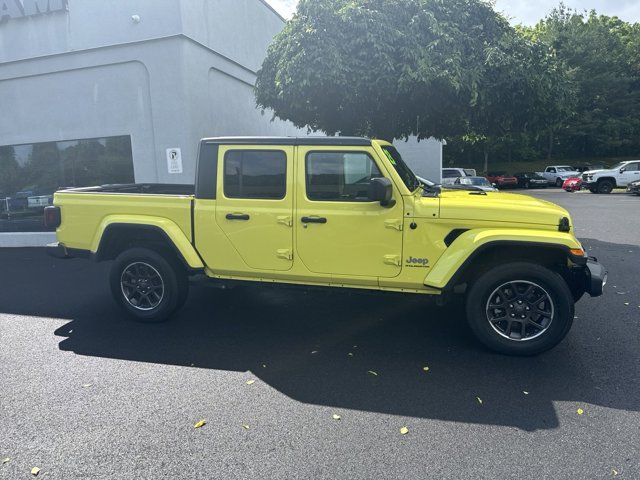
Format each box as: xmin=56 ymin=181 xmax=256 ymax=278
xmin=224 ymin=150 xmax=287 ymax=200
xmin=623 ymin=162 xmax=640 ymax=171
xmin=306 ymin=151 xmax=382 ymax=202
xmin=380 ymin=146 xmax=419 ymax=191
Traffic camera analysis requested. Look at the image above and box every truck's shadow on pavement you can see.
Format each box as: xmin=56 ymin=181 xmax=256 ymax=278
xmin=1 ymin=240 xmax=638 ymax=431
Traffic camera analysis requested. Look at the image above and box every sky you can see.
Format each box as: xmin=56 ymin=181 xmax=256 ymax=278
xmin=266 ymin=0 xmax=640 ymax=25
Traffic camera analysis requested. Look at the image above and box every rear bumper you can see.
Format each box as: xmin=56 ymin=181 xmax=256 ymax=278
xmin=46 ymin=242 xmax=92 ymax=260
xmin=584 ymin=258 xmax=608 ymax=297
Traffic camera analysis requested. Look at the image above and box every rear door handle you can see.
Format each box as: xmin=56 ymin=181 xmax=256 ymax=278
xmin=226 ymin=213 xmax=250 ymax=221
xmin=301 ymin=216 xmax=327 ymax=224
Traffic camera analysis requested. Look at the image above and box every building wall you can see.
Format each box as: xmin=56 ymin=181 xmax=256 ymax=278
xmin=0 ymin=0 xmax=299 ymax=185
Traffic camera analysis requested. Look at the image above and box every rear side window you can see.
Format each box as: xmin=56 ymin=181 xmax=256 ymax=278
xmin=306 ymin=151 xmax=382 ymax=202
xmin=442 ymin=169 xmax=460 ymax=178
xmin=224 ymin=150 xmax=286 ymax=199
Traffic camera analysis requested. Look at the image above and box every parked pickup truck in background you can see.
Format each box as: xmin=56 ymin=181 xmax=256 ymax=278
xmin=582 ymin=160 xmax=640 ymax=194
xmin=538 ymin=166 xmax=581 ymax=187
xmin=45 ymin=137 xmax=607 ymax=356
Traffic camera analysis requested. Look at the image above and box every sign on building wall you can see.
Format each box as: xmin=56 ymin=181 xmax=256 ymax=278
xmin=166 ymin=148 xmax=183 ymax=174
xmin=0 ymin=0 xmax=68 ymax=22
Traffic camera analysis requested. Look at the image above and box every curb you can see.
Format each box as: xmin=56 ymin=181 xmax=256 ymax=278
xmin=0 ymin=232 xmax=56 ymax=248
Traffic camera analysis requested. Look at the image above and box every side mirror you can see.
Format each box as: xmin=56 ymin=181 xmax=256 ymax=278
xmin=492 ymin=183 xmax=498 ymax=188
xmin=620 ymin=168 xmax=626 ymax=174
xmin=369 ymin=177 xmax=395 ymax=207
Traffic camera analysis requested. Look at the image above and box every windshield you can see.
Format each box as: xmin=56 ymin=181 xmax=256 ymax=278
xmin=609 ymin=162 xmax=627 ymax=170
xmin=460 ymin=177 xmax=490 ymax=186
xmin=380 ymin=146 xmax=420 ymax=191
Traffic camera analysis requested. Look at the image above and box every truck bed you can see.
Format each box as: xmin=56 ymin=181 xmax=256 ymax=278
xmin=60 ymin=183 xmax=194 ymax=196
xmin=54 ymin=184 xmax=195 ymax=253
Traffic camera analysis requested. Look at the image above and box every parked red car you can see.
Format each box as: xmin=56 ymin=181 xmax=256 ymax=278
xmin=486 ymin=171 xmax=518 ymax=188
xmin=563 ymin=177 xmax=583 ymax=192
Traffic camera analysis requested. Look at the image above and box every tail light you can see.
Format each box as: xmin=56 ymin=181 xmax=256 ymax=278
xmin=44 ymin=206 xmax=61 ymax=228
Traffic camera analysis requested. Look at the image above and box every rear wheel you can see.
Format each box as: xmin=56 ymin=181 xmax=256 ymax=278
xmin=597 ymin=179 xmax=614 ymax=194
xmin=465 ymin=262 xmax=574 ymax=356
xmin=109 ymin=247 xmax=188 ymax=322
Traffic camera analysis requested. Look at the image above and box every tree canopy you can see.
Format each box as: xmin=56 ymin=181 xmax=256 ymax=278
xmin=256 ymin=1 xmax=640 ymax=166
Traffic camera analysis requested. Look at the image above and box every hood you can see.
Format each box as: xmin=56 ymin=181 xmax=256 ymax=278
xmin=583 ymin=169 xmax=608 ymax=175
xmin=431 ymin=190 xmax=571 ymax=228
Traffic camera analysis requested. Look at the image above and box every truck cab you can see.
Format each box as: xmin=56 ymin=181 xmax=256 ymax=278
xmin=582 ymin=160 xmax=640 ymax=194
xmin=46 ymin=137 xmax=607 ymax=356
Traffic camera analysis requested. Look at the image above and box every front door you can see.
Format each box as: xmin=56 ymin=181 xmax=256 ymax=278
xmin=215 ymin=145 xmax=294 ymax=271
xmin=295 ymin=147 xmax=404 ymax=279
xmin=620 ymin=161 xmax=640 ymax=186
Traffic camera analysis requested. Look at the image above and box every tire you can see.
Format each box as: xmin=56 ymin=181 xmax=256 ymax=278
xmin=109 ymin=247 xmax=188 ymax=322
xmin=597 ymin=179 xmax=614 ymax=194
xmin=555 ymin=177 xmax=564 ymax=187
xmin=524 ymin=180 xmax=530 ymax=189
xmin=465 ymin=262 xmax=574 ymax=356
xmin=589 ymin=188 xmax=597 ymax=194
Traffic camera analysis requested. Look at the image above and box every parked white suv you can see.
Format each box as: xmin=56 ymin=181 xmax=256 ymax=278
xmin=582 ymin=160 xmax=640 ymax=194
xmin=538 ymin=166 xmax=581 ymax=187
xmin=442 ymin=168 xmax=470 ymax=185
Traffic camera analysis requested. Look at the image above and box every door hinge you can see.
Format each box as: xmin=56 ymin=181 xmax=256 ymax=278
xmin=383 ymin=254 xmax=402 ymax=267
xmin=384 ymin=219 xmax=403 ymax=231
xmin=276 ymin=249 xmax=293 ymax=261
xmin=277 ymin=215 xmax=293 ymax=227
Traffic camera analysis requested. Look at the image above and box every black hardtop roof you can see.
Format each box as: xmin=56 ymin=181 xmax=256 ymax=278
xmin=200 ymin=136 xmax=372 ymax=146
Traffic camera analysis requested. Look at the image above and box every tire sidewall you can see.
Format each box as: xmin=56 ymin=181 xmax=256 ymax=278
xmin=110 ymin=247 xmax=180 ymax=322
xmin=598 ymin=180 xmax=613 ymax=194
xmin=466 ymin=262 xmax=575 ymax=356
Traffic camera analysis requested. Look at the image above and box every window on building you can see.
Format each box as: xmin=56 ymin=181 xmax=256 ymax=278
xmin=0 ymin=136 xmax=134 ymax=233
xmin=224 ymin=150 xmax=287 ymax=200
xmin=305 ymin=151 xmax=383 ymax=202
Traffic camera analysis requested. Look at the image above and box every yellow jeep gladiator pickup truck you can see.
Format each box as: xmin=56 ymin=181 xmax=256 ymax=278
xmin=45 ymin=137 xmax=607 ymax=355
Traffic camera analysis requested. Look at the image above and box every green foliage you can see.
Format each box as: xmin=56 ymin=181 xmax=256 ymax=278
xmin=256 ymin=1 xmax=640 ymax=167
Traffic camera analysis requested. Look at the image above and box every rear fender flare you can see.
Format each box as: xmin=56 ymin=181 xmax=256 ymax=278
xmin=92 ymin=215 xmax=205 ymax=270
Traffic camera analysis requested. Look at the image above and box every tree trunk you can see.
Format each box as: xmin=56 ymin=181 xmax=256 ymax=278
xmin=483 ymin=148 xmax=489 ymax=174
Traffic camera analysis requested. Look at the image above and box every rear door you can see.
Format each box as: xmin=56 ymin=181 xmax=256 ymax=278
xmin=215 ymin=145 xmax=294 ymax=271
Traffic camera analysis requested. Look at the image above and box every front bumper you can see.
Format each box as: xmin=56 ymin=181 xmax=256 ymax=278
xmin=584 ymin=258 xmax=608 ymax=297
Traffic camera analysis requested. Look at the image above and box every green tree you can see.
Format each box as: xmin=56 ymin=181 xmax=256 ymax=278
xmin=527 ymin=7 xmax=640 ymax=158
xmin=256 ymin=0 xmax=522 ymax=141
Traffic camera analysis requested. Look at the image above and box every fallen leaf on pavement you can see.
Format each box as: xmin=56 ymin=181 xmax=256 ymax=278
xmin=422 ymin=366 xmax=430 ymax=372
xmin=242 ymin=424 xmax=250 ymax=430
xmin=577 ymin=408 xmax=584 ymax=415
xmin=262 ymin=364 xmax=267 ymax=368
xmin=82 ymin=384 xmax=93 ymax=388
xmin=246 ymin=380 xmax=255 ymax=385
xmin=332 ymin=414 xmax=341 ymax=420
xmin=2 ymin=458 xmax=9 ymax=464
xmin=31 ymin=467 xmax=40 ymax=476
xmin=399 ymin=426 xmax=409 ymax=435
xmin=367 ymin=370 xmax=378 ymax=376
xmin=612 ymin=469 xmax=619 ymax=476
xmin=624 ymin=302 xmax=630 ymax=306
xmin=347 ymin=353 xmax=354 ymax=357
xmin=194 ymin=420 xmax=207 ymax=429
xmin=523 ymin=391 xmax=529 ymax=395
xmin=311 ymin=351 xmax=318 ymax=354
xmin=476 ymin=397 xmax=483 ymax=405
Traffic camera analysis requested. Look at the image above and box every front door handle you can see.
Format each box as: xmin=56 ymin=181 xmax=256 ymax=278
xmin=226 ymin=213 xmax=250 ymax=221
xmin=301 ymin=216 xmax=327 ymax=224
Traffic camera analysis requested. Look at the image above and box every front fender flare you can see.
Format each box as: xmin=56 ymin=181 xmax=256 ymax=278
xmin=423 ymin=229 xmax=583 ymax=290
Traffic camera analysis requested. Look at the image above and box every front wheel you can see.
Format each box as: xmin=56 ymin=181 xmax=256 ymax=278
xmin=109 ymin=247 xmax=188 ymax=322
xmin=597 ymin=180 xmax=614 ymax=194
xmin=555 ymin=177 xmax=564 ymax=187
xmin=465 ymin=262 xmax=574 ymax=356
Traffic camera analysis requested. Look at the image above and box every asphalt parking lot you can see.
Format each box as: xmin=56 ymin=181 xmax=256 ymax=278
xmin=1 ymin=189 xmax=638 ymax=479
